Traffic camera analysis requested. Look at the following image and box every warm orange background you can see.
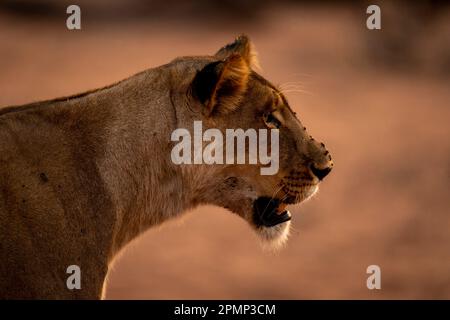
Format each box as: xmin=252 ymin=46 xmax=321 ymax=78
xmin=1 ymin=1 xmax=449 ymax=299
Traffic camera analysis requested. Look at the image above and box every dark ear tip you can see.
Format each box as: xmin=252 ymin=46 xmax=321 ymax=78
xmin=221 ymin=35 xmax=251 ymax=53
xmin=236 ymin=34 xmax=250 ymax=44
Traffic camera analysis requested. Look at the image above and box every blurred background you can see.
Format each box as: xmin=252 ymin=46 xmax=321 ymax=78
xmin=1 ymin=0 xmax=449 ymax=299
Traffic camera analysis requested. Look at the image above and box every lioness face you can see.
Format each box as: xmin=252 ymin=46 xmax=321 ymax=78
xmin=184 ymin=36 xmax=333 ymax=248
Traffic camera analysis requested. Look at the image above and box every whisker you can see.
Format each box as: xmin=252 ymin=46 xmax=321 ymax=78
xmin=279 ymin=88 xmax=314 ymax=96
xmin=261 ymin=185 xmax=284 ymax=216
xmin=279 ymin=82 xmax=306 ymax=88
xmin=280 ymin=193 xmax=289 ymax=203
xmin=289 ymin=225 xmax=301 ymax=236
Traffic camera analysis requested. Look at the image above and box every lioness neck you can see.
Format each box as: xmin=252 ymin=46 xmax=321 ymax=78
xmin=0 ymin=64 xmax=209 ymax=298
xmin=80 ymin=69 xmax=191 ymax=258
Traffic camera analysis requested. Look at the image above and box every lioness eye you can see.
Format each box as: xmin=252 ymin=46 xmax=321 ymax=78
xmin=264 ymin=112 xmax=281 ymax=129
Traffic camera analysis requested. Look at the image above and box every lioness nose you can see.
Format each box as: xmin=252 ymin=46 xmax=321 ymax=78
xmin=310 ymin=163 xmax=332 ymax=181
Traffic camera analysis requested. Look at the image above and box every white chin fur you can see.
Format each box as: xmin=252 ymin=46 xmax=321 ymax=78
xmin=305 ymin=185 xmax=319 ymax=201
xmin=256 ymin=218 xmax=291 ymax=251
xmin=253 ymin=186 xmax=318 ymax=251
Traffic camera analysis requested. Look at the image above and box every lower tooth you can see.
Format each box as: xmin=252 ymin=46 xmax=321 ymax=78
xmin=276 ymin=204 xmax=288 ymax=215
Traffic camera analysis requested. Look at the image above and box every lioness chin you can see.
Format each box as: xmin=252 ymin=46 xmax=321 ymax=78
xmin=0 ymin=35 xmax=333 ymax=299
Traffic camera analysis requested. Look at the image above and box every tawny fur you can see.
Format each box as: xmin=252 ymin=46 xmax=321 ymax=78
xmin=0 ymin=35 xmax=332 ymax=299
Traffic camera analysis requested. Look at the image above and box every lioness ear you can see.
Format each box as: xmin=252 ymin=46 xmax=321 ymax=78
xmin=192 ymin=54 xmax=250 ymax=116
xmin=215 ymin=34 xmax=259 ymax=69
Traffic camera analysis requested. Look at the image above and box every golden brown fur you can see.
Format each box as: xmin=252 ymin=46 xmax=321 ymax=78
xmin=0 ymin=35 xmax=332 ymax=299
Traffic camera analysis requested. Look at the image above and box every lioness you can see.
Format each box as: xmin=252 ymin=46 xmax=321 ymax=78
xmin=0 ymin=35 xmax=333 ymax=299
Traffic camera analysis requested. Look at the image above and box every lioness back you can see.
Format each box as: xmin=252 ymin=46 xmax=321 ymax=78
xmin=0 ymin=99 xmax=115 ymax=299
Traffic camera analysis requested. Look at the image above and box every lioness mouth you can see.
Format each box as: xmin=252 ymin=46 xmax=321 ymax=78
xmin=253 ymin=197 xmax=292 ymax=227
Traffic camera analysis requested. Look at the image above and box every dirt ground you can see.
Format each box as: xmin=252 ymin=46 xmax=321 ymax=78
xmin=1 ymin=3 xmax=449 ymax=299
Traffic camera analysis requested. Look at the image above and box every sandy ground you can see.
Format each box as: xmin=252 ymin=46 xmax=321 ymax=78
xmin=1 ymin=4 xmax=449 ymax=299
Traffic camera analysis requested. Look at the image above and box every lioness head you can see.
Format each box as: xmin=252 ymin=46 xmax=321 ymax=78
xmin=171 ymin=35 xmax=333 ymax=248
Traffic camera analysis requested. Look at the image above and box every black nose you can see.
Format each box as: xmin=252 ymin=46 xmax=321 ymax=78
xmin=310 ymin=164 xmax=332 ymax=181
